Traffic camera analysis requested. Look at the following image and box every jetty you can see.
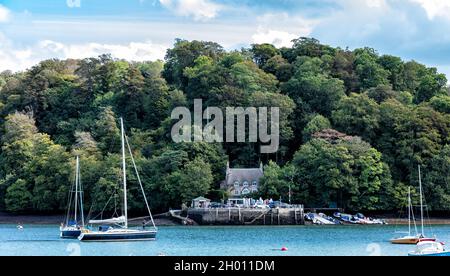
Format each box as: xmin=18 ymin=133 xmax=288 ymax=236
xmin=186 ymin=206 xmax=305 ymax=226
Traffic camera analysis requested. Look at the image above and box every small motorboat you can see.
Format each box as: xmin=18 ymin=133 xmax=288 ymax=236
xmin=305 ymin=213 xmax=336 ymax=225
xmin=355 ymin=213 xmax=385 ymax=225
xmin=334 ymin=213 xmax=361 ymax=224
xmin=318 ymin=213 xmax=341 ymax=225
xmin=409 ymin=241 xmax=450 ymax=256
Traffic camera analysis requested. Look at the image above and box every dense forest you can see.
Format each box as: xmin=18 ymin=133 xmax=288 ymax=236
xmin=0 ymin=38 xmax=449 ymax=214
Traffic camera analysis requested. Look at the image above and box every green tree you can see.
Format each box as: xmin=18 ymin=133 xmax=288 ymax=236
xmin=303 ymin=114 xmax=331 ymax=142
xmin=259 ymin=162 xmax=297 ymax=201
xmin=170 ymin=158 xmax=213 ymax=205
xmin=424 ymin=145 xmax=450 ymax=210
xmin=332 ymin=93 xmax=380 ymax=141
xmin=163 ymin=39 xmax=224 ymax=88
xmin=430 ymin=95 xmax=450 ymax=114
xmin=415 ymin=71 xmax=447 ymax=103
xmin=367 ymin=85 xmax=397 ymax=104
xmin=378 ymin=55 xmax=405 ymax=91
xmin=354 ymin=48 xmax=389 ymax=90
xmin=5 ymin=179 xmax=33 ymax=213
xmin=293 ymin=137 xmax=391 ymax=210
xmin=93 ymin=107 xmax=120 ymax=153
xmin=251 ymin=43 xmax=280 ymax=68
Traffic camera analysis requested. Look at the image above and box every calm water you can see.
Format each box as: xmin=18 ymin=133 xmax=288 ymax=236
xmin=0 ymin=224 xmax=449 ymax=256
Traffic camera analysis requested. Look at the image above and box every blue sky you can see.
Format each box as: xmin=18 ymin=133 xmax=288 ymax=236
xmin=0 ymin=0 xmax=449 ymax=80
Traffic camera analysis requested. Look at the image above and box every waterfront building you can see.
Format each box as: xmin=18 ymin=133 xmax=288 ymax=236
xmin=192 ymin=197 xmax=211 ymax=209
xmin=221 ymin=162 xmax=264 ymax=198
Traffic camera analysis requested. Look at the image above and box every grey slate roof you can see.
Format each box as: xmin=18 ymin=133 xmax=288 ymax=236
xmin=226 ymin=168 xmax=263 ymax=186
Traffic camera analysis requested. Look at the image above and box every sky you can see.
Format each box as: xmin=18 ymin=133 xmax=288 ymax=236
xmin=0 ymin=0 xmax=449 ymax=79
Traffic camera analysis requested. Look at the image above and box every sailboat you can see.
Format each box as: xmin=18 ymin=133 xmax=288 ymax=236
xmin=60 ymin=156 xmax=85 ymax=239
xmin=391 ymin=166 xmax=436 ymax=244
xmin=390 ymin=187 xmax=420 ymax=244
xmin=78 ymin=118 xmax=157 ymax=242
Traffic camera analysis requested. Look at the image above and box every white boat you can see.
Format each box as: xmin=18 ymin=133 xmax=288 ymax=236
xmin=306 ymin=213 xmax=335 ymax=225
xmin=334 ymin=213 xmax=361 ymax=224
xmin=355 ymin=213 xmax=385 ymax=225
xmin=391 ymin=167 xmax=436 ymax=244
xmin=409 ymin=241 xmax=450 ymax=256
xmin=60 ymin=156 xmax=85 ymax=239
xmin=79 ymin=118 xmax=157 ymax=242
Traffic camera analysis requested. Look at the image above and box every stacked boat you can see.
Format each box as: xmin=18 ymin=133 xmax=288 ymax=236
xmin=333 ymin=213 xmax=386 ymax=225
xmin=305 ymin=213 xmax=341 ymax=225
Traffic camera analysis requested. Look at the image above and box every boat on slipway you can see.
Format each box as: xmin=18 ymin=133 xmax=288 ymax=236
xmin=78 ymin=118 xmax=157 ymax=242
xmin=305 ymin=213 xmax=340 ymax=225
xmin=60 ymin=156 xmax=85 ymax=239
xmin=333 ymin=213 xmax=385 ymax=225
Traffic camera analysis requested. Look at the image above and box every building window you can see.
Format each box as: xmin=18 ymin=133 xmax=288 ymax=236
xmin=252 ymin=181 xmax=257 ymax=186
xmin=242 ymin=188 xmax=250 ymax=195
xmin=243 ymin=181 xmax=249 ymax=187
xmin=234 ymin=181 xmax=240 ymax=188
xmin=234 ymin=189 xmax=240 ymax=195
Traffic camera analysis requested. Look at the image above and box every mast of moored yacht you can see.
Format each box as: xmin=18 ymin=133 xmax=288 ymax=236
xmin=408 ymin=186 xmax=411 ymax=236
xmin=74 ymin=156 xmax=79 ymax=224
xmin=418 ymin=165 xmax=424 ymax=237
xmin=78 ymin=156 xmax=85 ymax=228
xmin=121 ymin=118 xmax=128 ymax=229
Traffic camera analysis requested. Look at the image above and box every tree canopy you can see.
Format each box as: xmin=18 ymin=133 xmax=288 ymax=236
xmin=0 ymin=38 xmax=449 ymax=213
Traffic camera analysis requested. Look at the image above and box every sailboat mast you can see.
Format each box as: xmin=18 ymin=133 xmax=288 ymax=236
xmin=121 ymin=118 xmax=128 ymax=229
xmin=418 ymin=165 xmax=424 ymax=236
xmin=408 ymin=186 xmax=411 ymax=236
xmin=78 ymin=156 xmax=85 ymax=227
xmin=74 ymin=156 xmax=79 ymax=224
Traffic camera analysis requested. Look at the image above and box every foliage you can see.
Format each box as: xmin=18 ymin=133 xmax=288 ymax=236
xmin=0 ymin=38 xmax=449 ymax=213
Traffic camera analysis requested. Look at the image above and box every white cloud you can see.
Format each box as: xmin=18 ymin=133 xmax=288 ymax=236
xmin=365 ymin=0 xmax=388 ymax=9
xmin=38 ymin=40 xmax=168 ymax=61
xmin=159 ymin=0 xmax=222 ymax=21
xmin=410 ymin=0 xmax=450 ymax=19
xmin=0 ymin=4 xmax=11 ymax=22
xmin=66 ymin=0 xmax=82 ymax=8
xmin=251 ymin=12 xmax=317 ymax=48
xmin=252 ymin=30 xmax=298 ymax=48
xmin=0 ymin=34 xmax=168 ymax=72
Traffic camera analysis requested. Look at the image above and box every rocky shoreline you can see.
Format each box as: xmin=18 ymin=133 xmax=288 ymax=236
xmin=0 ymin=212 xmax=180 ymax=226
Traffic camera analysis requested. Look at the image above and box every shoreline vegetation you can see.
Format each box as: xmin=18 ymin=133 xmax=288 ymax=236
xmin=1 ymin=38 xmax=450 ymax=216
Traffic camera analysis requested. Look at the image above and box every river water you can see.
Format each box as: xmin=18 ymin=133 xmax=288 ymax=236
xmin=1 ymin=224 xmax=449 ymax=256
